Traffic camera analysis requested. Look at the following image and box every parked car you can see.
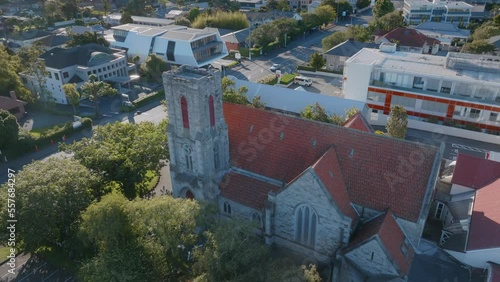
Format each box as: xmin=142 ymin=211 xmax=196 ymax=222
xmin=294 ymin=76 xmax=313 ymax=87
xmin=270 ymin=64 xmax=281 ymax=72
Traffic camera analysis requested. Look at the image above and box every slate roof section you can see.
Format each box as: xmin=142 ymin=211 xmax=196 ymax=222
xmin=311 ymin=147 xmax=358 ymax=223
xmin=324 ymin=39 xmax=378 ymax=57
xmin=39 ymin=43 xmax=121 ymax=69
xmin=221 ymin=28 xmax=249 ymax=44
xmin=415 ymin=22 xmax=470 ymax=38
xmin=219 ymin=172 xmax=281 ymax=210
xmin=342 ymin=112 xmax=374 ymax=133
xmin=222 ymin=103 xmax=439 ymax=222
xmin=346 ymin=210 xmax=414 ymax=276
xmin=35 ymin=34 xmax=70 ymax=48
xmin=452 ymin=154 xmax=500 ymax=189
xmin=380 ymin=28 xmax=440 ymax=47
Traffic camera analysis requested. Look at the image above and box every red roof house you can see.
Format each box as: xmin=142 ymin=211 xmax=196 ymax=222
xmin=375 ymin=28 xmax=441 ymax=54
xmin=0 ymin=91 xmax=26 ymax=119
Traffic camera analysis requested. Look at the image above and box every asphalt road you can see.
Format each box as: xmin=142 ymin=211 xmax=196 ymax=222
xmin=0 ymin=253 xmax=75 ymax=282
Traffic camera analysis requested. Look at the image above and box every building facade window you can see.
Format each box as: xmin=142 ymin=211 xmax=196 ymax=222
xmin=183 ymin=144 xmax=193 ymax=171
xmin=48 ymin=72 xmax=52 ymax=79
xmin=180 ymin=96 xmax=189 ymax=129
xmin=295 ymin=205 xmax=317 ymax=247
xmin=213 ymin=144 xmax=219 ymax=170
xmin=54 ymin=73 xmax=59 ymax=80
xmin=223 ymin=201 xmax=231 ymax=215
xmin=63 ymin=72 xmax=69 ymax=79
xmin=209 ymin=95 xmax=215 ymax=127
xmin=469 ymin=108 xmax=480 ymax=119
xmin=490 ymin=112 xmax=498 ymax=122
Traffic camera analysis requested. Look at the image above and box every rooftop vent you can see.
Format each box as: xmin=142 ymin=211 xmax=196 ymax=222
xmin=311 ymin=139 xmax=317 ymax=147
xmin=279 ymin=131 xmax=284 ymax=140
xmin=349 ymin=149 xmax=355 ymax=157
xmin=249 ymin=125 xmax=254 ymax=132
xmin=329 ymin=170 xmax=334 ymax=178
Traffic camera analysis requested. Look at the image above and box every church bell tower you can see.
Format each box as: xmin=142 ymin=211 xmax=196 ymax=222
xmin=163 ymin=66 xmax=229 ymax=202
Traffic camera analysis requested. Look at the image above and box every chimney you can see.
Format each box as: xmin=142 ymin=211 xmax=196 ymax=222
xmin=9 ymin=91 xmax=17 ymax=100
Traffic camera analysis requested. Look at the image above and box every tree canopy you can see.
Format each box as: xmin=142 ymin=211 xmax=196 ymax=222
xmin=0 ymin=158 xmax=101 ymax=251
xmin=373 ymin=0 xmax=395 ymax=18
xmin=0 ymin=109 xmax=19 ymax=150
xmin=250 ymin=22 xmax=280 ymax=46
xmin=386 ymin=105 xmax=408 ymax=139
xmin=222 ymin=77 xmax=250 ymax=105
xmin=66 ymin=32 xmax=110 ymax=47
xmin=80 ymin=74 xmax=118 ymax=116
xmin=62 ymin=83 xmax=80 ymax=115
xmin=462 ymin=39 xmax=496 ymax=54
xmin=321 ymin=25 xmax=371 ymax=50
xmin=17 ymin=45 xmax=49 ymax=103
xmin=309 ymin=52 xmax=326 ymax=70
xmin=140 ymin=54 xmax=170 ymax=83
xmin=369 ymin=10 xmax=404 ymax=32
xmin=60 ymin=120 xmax=169 ymax=199
xmin=314 ymin=5 xmax=336 ymax=25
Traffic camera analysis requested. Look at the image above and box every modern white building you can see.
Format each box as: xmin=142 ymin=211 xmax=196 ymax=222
xmin=343 ymin=47 xmax=500 ymax=132
xmin=105 ymin=24 xmax=228 ymax=67
xmin=403 ymin=0 xmax=472 ymax=26
xmin=20 ymin=44 xmax=130 ymax=104
xmin=103 ymin=14 xmax=174 ymax=27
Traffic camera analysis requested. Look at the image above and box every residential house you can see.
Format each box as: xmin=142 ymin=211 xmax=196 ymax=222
xmin=221 ymin=28 xmax=249 ymax=51
xmin=105 ymin=24 xmax=228 ymax=66
xmin=7 ymin=30 xmax=52 ymax=48
xmin=0 ymin=91 xmax=26 ymax=119
xmin=163 ymin=66 xmax=443 ymax=279
xmin=403 ymin=0 xmax=472 ymax=26
xmin=34 ymin=34 xmax=70 ymax=51
xmin=415 ymin=22 xmax=470 ymax=50
xmin=374 ymin=27 xmax=441 ymax=54
xmin=323 ymin=39 xmax=378 ymax=71
xmin=436 ymin=154 xmax=500 ymax=269
xmin=165 ymin=10 xmax=185 ymax=20
xmin=103 ymin=14 xmax=174 ymax=27
xmin=246 ymin=11 xmax=302 ymax=27
xmin=343 ymin=48 xmax=500 ymax=132
xmin=307 ymin=1 xmax=321 ymax=13
xmin=20 ymin=44 xmax=130 ymax=105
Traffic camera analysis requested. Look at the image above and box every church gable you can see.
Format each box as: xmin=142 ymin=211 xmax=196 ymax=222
xmin=344 ymin=238 xmax=400 ymax=277
xmin=273 ymin=168 xmax=353 ymax=260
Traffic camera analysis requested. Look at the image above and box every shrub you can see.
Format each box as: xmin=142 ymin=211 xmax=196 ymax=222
xmin=280 ymin=73 xmax=297 ymax=84
xmin=298 ymin=65 xmax=316 ymax=72
xmin=259 ymin=75 xmax=278 ymax=85
xmin=227 ymin=61 xmax=239 ymax=68
xmin=81 ymin=117 xmax=93 ymax=129
xmin=356 ymin=0 xmax=371 ymax=9
xmin=133 ymin=90 xmax=165 ymax=108
xmin=191 ymin=11 xmax=249 ymax=30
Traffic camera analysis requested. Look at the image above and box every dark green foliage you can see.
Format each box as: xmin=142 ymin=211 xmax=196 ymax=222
xmin=67 ymin=32 xmax=110 ymax=47
xmin=373 ymin=0 xmax=395 ymax=18
xmin=309 ymin=52 xmax=326 ymax=70
xmin=386 ymin=105 xmax=408 ymax=139
xmin=0 ymin=109 xmax=19 ymax=150
xmin=140 ymin=54 xmax=169 ymax=83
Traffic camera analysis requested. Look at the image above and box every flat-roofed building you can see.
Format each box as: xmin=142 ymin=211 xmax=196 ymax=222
xmin=106 ymin=24 xmax=228 ymax=67
xmin=403 ymin=0 xmax=472 ymax=26
xmin=343 ymin=47 xmax=500 ymax=132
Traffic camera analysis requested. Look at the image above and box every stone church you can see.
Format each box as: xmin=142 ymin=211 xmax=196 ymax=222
xmin=163 ymin=66 xmax=443 ymax=280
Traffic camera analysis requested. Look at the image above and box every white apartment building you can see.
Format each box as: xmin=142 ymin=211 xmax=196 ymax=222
xmin=343 ymin=46 xmax=500 ymax=132
xmin=103 ymin=14 xmax=174 ymax=27
xmin=105 ymin=24 xmax=228 ymax=67
xmin=403 ymin=0 xmax=472 ymax=25
xmin=21 ymin=44 xmax=129 ymax=104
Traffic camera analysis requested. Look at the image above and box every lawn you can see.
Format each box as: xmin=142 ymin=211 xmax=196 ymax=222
xmin=0 ymin=246 xmax=14 ymax=263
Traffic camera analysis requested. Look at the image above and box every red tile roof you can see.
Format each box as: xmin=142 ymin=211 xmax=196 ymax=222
xmin=381 ymin=28 xmax=440 ymax=48
xmin=219 ymin=172 xmax=281 ymax=210
xmin=488 ymin=262 xmax=500 ymax=282
xmin=467 ymin=178 xmax=500 ymax=251
xmin=223 ymin=103 xmax=438 ymax=222
xmin=342 ymin=112 xmax=374 ymax=133
xmin=346 ymin=211 xmax=414 ymax=276
xmin=452 ymin=154 xmax=500 ymax=189
xmin=311 ymin=147 xmax=358 ymax=223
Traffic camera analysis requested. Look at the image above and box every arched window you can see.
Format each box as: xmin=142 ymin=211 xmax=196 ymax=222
xmin=183 ymin=144 xmax=193 ymax=171
xmin=295 ymin=205 xmax=317 ymax=247
xmin=223 ymin=201 xmax=231 ymax=215
xmin=209 ymin=95 xmax=215 ymax=127
xmin=180 ymin=96 xmax=189 ymax=129
xmin=213 ymin=144 xmax=219 ymax=170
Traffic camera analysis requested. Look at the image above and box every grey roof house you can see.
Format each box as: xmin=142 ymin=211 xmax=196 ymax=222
xmin=324 ymin=39 xmax=378 ymax=71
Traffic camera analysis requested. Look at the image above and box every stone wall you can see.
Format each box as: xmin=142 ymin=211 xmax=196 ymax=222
xmin=273 ymin=169 xmax=352 ymax=263
xmin=345 ymin=237 xmax=399 ymax=277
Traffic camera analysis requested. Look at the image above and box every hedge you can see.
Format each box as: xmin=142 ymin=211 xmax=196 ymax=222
xmin=298 ymin=65 xmax=316 ymax=72
xmin=238 ymin=47 xmax=261 ymax=58
xmin=280 ymin=73 xmax=297 ymax=84
xmin=133 ymin=90 xmax=165 ymax=108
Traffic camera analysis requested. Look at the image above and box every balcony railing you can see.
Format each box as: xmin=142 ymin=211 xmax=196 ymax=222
xmin=371 ymin=80 xmax=500 ymax=106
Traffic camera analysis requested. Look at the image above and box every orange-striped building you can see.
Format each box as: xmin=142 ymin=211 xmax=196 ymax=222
xmin=343 ymin=46 xmax=500 ymax=132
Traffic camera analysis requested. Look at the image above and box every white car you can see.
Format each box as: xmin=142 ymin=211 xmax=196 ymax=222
xmin=270 ymin=64 xmax=281 ymax=72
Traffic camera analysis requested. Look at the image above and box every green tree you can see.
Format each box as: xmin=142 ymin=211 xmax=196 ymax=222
xmin=251 ymin=95 xmax=266 ymax=109
xmin=462 ymin=40 xmax=496 ymax=54
xmin=321 ymin=0 xmax=353 ymax=18
xmin=495 ymin=14 xmax=500 ymax=26
xmin=301 ymin=13 xmax=321 ymax=30
xmin=140 ymin=54 xmax=169 ymax=83
xmin=250 ymin=22 xmax=280 ymax=46
xmin=78 ymin=193 xmax=201 ymax=281
xmin=471 ymin=21 xmax=500 ymax=40
xmin=19 ymin=45 xmax=50 ymax=106
xmin=266 ymin=0 xmax=278 ymax=10
xmin=67 ymin=32 xmax=110 ymax=47
xmin=191 ymin=11 xmax=249 ymax=30
xmin=187 ymin=7 xmax=201 ymax=22
xmin=330 ymin=107 xmax=360 ymax=125
xmin=44 ymin=0 xmax=60 ymax=18
xmin=314 ymin=5 xmax=336 ymax=25
xmin=80 ymin=74 xmax=118 ymax=116
xmin=356 ymin=0 xmax=371 ymax=9
xmin=373 ymin=0 xmax=395 ymax=18
xmin=62 ymin=83 xmax=80 ymax=115
xmin=120 ymin=11 xmax=134 ymax=24
xmin=369 ymin=10 xmax=404 ymax=32
xmin=309 ymin=52 xmax=326 ymax=70
xmin=0 ymin=46 xmax=32 ymax=102
xmin=301 ymin=102 xmax=331 ymax=123
xmin=0 ymin=158 xmax=101 ymax=251
xmin=102 ymin=0 xmax=110 ymax=16
xmin=222 ymin=77 xmax=250 ymax=105
xmin=386 ymin=105 xmax=408 ymax=139
xmin=60 ymin=0 xmax=78 ymax=19
xmin=322 ymin=31 xmax=348 ymax=50
xmin=277 ymin=0 xmax=291 ymax=11
xmin=274 ymin=18 xmax=299 ymax=41
xmin=175 ymin=17 xmax=191 ymax=27
xmin=60 ymin=121 xmax=169 ymax=199
xmin=0 ymin=110 xmax=19 ymax=150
